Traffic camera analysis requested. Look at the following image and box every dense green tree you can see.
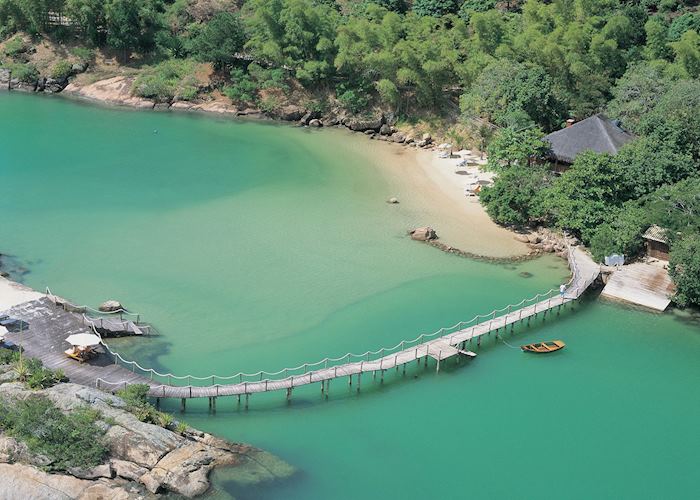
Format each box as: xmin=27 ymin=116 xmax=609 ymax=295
xmin=480 ymin=164 xmax=550 ymax=225
xmin=510 ymin=0 xmax=638 ymax=117
xmin=668 ymin=12 xmax=700 ymax=41
xmin=645 ymin=177 xmax=700 ymax=236
xmin=412 ymin=0 xmax=459 ymax=17
xmin=638 ymin=79 xmax=700 ymax=164
xmin=588 ymin=202 xmax=649 ymax=261
xmin=469 ymin=8 xmax=507 ymax=55
xmin=669 ymin=233 xmax=700 ymax=307
xmin=606 ymin=63 xmax=672 ymax=133
xmin=670 ymin=29 xmax=700 ymax=78
xmin=458 ymin=0 xmax=496 ymax=22
xmin=104 ymin=0 xmax=164 ymax=60
xmin=243 ymin=0 xmax=339 ymax=84
xmin=65 ymin=0 xmax=104 ymax=45
xmin=543 ymin=151 xmax=627 ymax=240
xmin=460 ymin=59 xmax=565 ymax=131
xmin=365 ymin=0 xmax=407 ymax=13
xmin=0 ymin=0 xmax=65 ymax=35
xmin=375 ymin=78 xmax=399 ymax=108
xmin=613 ymin=138 xmax=695 ymax=199
xmin=335 ymin=7 xmax=466 ymax=108
xmin=644 ymin=15 xmax=671 ymax=60
xmin=190 ymin=11 xmax=246 ymax=69
xmin=486 ymin=126 xmax=549 ymax=170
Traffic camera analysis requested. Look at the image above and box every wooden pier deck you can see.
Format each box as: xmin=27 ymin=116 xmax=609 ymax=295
xmin=2 ymin=248 xmax=600 ymax=405
xmin=2 ymin=297 xmax=151 ymax=389
xmin=601 ymin=262 xmax=674 ymax=311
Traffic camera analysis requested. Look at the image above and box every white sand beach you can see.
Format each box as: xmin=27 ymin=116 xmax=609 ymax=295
xmin=363 ymin=139 xmax=528 ymax=258
xmin=0 ymin=275 xmax=43 ymax=312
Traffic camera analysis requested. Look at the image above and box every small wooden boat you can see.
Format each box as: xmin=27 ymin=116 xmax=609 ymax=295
xmin=521 ymin=340 xmax=565 ymax=353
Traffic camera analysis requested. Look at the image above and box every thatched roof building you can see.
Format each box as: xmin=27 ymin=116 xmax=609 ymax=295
xmin=543 ymin=114 xmax=634 ymax=167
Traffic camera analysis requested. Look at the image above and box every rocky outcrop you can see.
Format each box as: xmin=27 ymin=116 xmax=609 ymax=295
xmin=275 ymin=105 xmax=306 ymax=121
xmin=525 ymin=227 xmax=571 ymax=256
xmin=63 ymin=76 xmax=154 ymax=109
xmin=345 ymin=114 xmax=384 ymax=132
xmin=43 ymin=77 xmax=69 ymax=93
xmin=0 ymin=463 xmax=134 ymax=500
xmin=0 ymin=381 xmax=295 ymax=499
xmin=379 ymin=124 xmax=393 ymax=135
xmin=410 ymin=227 xmax=438 ymax=241
xmin=0 ymin=68 xmax=11 ymax=90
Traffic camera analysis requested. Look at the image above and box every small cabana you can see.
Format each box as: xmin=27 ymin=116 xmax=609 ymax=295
xmin=642 ymin=225 xmax=670 ymax=261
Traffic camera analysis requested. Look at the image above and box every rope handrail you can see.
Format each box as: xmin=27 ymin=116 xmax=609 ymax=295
xmin=89 ymin=246 xmax=596 ymax=388
xmin=45 ymin=287 xmax=142 ymax=318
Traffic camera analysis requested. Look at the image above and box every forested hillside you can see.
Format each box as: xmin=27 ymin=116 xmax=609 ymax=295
xmin=2 ymin=0 xmax=699 ymax=305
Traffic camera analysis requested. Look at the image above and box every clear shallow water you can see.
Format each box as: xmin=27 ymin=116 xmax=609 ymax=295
xmin=1 ymin=93 xmax=699 ymax=499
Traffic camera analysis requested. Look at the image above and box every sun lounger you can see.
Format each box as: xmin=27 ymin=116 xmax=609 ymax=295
xmin=64 ymin=346 xmax=96 ymax=363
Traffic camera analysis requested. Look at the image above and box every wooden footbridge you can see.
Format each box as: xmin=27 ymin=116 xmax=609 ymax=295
xmin=2 ymin=247 xmax=599 ymax=409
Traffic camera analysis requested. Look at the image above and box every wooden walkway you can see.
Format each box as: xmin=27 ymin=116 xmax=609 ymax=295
xmin=2 ymin=248 xmax=600 ymax=405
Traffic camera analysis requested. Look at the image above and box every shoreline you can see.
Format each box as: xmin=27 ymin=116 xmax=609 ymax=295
xmin=371 ymin=143 xmax=531 ymax=258
xmin=5 ymin=83 xmax=532 ymax=260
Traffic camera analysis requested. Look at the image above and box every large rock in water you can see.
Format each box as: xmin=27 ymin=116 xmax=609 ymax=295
xmin=98 ymin=300 xmax=123 ymax=312
xmin=410 ymin=227 xmax=438 ymax=241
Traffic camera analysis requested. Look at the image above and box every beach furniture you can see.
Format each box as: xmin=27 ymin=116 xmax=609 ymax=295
xmin=521 ymin=340 xmax=565 ymax=353
xmin=0 ymin=317 xmax=20 ymax=328
xmin=64 ymin=345 xmax=96 ymax=363
xmin=64 ymin=333 xmax=101 ymax=362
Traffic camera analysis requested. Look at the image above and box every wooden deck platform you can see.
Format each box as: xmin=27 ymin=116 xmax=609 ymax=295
xmin=601 ymin=263 xmax=674 ymax=311
xmin=2 ymin=248 xmax=601 ymax=404
xmin=1 ymin=297 xmax=152 ymax=389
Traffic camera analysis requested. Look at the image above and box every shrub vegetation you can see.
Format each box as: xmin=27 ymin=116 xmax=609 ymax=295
xmin=0 ymin=395 xmax=108 ymax=472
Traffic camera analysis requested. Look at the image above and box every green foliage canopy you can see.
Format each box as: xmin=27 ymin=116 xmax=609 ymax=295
xmin=669 ymin=233 xmax=700 ymax=307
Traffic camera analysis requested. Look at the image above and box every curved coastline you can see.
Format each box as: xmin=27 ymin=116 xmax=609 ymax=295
xmin=29 ymin=83 xmax=532 ymax=259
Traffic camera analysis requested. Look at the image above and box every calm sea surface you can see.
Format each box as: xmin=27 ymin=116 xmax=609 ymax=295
xmin=1 ymin=93 xmax=699 ymax=499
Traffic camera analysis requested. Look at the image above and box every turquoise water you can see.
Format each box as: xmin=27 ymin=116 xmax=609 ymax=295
xmin=1 ymin=93 xmax=699 ymax=499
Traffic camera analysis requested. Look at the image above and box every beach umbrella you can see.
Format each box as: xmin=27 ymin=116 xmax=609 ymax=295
xmin=65 ymin=333 xmax=101 ymax=347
